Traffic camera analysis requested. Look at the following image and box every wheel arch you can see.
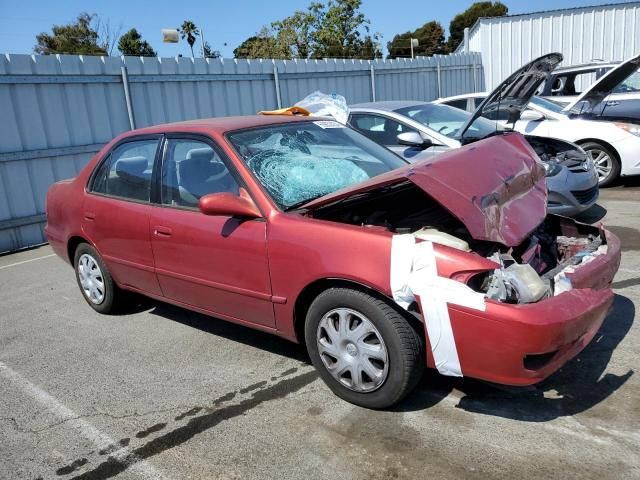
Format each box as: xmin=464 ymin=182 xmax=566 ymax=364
xmin=574 ymin=138 xmax=621 ymax=161
xmin=67 ymin=235 xmax=92 ymax=264
xmin=292 ymin=278 xmax=422 ymax=345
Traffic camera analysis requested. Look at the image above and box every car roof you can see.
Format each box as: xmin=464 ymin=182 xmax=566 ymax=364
xmin=125 ymin=114 xmax=322 ymax=137
xmin=350 ymin=100 xmax=426 ymax=111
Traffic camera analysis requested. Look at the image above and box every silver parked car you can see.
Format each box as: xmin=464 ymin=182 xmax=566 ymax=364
xmin=350 ymin=54 xmax=600 ymax=217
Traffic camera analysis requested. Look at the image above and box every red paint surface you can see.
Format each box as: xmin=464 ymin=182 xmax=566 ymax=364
xmin=45 ymin=116 xmax=621 ymax=387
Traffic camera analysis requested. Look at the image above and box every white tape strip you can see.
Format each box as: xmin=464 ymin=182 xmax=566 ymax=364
xmin=390 ymin=235 xmax=486 ymax=377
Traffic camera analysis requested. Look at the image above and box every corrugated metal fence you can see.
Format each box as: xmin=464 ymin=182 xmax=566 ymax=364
xmin=0 ymin=52 xmax=483 ymax=253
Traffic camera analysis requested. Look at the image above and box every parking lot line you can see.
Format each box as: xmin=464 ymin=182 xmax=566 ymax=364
xmin=0 ymin=254 xmax=55 ymax=270
xmin=0 ymin=361 xmax=169 ymax=480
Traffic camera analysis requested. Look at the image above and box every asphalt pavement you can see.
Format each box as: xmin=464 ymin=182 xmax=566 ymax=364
xmin=1 ymin=182 xmax=639 ymax=480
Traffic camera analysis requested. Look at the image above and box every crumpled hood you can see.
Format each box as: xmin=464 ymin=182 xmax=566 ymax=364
xmin=303 ymin=132 xmax=547 ymax=246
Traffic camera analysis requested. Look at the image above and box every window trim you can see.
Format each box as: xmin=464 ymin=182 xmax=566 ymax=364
xmin=86 ymin=134 xmax=163 ymax=205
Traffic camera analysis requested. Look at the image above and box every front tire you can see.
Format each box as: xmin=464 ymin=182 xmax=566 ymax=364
xmin=304 ymin=288 xmax=424 ymax=409
xmin=73 ymin=243 xmax=120 ymax=314
xmin=582 ymin=141 xmax=620 ymax=187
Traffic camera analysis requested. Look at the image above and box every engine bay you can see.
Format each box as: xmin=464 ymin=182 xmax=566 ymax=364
xmin=308 ymin=182 xmax=607 ymax=304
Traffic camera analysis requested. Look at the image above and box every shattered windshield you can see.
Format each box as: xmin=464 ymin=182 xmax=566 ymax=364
xmin=394 ymin=103 xmax=497 ymax=140
xmin=227 ymin=120 xmax=407 ymax=210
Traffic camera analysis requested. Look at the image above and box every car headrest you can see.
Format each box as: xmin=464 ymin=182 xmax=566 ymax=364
xmin=186 ymin=148 xmax=214 ymax=163
xmin=115 ymin=156 xmax=147 ymax=184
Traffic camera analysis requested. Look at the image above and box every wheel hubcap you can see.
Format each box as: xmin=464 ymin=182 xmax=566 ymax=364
xmin=77 ymin=253 xmax=105 ymax=305
xmin=316 ymin=308 xmax=389 ymax=393
xmin=588 ymin=148 xmax=612 ymax=183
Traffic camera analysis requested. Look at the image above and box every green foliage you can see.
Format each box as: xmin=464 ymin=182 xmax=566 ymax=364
xmin=34 ymin=13 xmax=108 ymax=55
xmin=203 ymin=41 xmax=221 ymax=59
xmin=234 ymin=0 xmax=381 ymax=59
xmin=387 ymin=21 xmax=446 ymax=59
xmin=233 ymin=28 xmax=288 ymax=59
xmin=446 ymin=2 xmax=507 ymax=52
xmin=179 ymin=20 xmax=200 ymax=58
xmin=117 ymin=28 xmax=156 ymax=56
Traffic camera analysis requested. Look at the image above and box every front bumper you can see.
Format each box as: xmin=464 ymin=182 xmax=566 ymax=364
xmin=546 ymin=167 xmax=599 ymax=217
xmin=437 ymin=228 xmax=621 ymax=386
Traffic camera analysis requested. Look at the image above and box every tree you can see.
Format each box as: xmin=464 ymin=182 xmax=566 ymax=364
xmin=360 ymin=35 xmax=383 ymax=59
xmin=312 ymin=0 xmax=376 ymax=58
xmin=179 ymin=20 xmax=200 ymax=58
xmin=34 ymin=13 xmax=108 ymax=55
xmin=203 ymin=41 xmax=221 ymax=59
xmin=272 ymin=9 xmax=318 ymax=59
xmin=233 ymin=28 xmax=286 ymax=59
xmin=446 ymin=2 xmax=507 ymax=52
xmin=387 ymin=21 xmax=446 ymax=59
xmin=117 ymin=28 xmax=156 ymax=56
xmin=233 ymin=0 xmax=381 ymax=60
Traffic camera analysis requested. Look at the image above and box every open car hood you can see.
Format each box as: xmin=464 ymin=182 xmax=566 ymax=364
xmin=303 ymin=133 xmax=547 ymax=246
xmin=458 ymin=53 xmax=563 ymax=141
xmin=565 ymin=53 xmax=640 ymax=117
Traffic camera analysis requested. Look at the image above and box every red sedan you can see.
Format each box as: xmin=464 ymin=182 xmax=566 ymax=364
xmin=45 ymin=115 xmax=620 ymax=409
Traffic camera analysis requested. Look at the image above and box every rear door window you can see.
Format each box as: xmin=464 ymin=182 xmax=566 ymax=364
xmin=91 ymin=139 xmax=160 ymax=202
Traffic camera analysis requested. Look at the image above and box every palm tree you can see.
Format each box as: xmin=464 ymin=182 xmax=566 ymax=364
xmin=179 ymin=20 xmax=199 ymax=58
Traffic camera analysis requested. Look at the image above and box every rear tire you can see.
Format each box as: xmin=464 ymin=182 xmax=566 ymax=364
xmin=581 ymin=141 xmax=620 ymax=187
xmin=304 ymin=287 xmax=424 ymax=409
xmin=73 ymin=243 xmax=121 ymax=314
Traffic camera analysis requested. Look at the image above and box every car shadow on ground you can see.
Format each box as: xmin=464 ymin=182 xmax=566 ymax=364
xmin=396 ymin=294 xmax=635 ymax=421
xmin=134 ymin=298 xmax=310 ymax=363
xmin=126 ymin=293 xmax=633 ymax=420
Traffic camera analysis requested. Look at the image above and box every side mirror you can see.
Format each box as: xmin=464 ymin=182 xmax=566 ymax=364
xmin=397 ymin=131 xmax=433 ymax=149
xmin=520 ymin=109 xmax=545 ymax=122
xmin=199 ymin=191 xmax=261 ymax=218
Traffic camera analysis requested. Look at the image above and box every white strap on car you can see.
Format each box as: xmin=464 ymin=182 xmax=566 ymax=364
xmin=390 ymin=235 xmax=486 ymax=377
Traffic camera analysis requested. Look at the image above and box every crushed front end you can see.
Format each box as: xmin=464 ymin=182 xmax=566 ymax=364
xmin=445 ymin=215 xmax=620 ymax=385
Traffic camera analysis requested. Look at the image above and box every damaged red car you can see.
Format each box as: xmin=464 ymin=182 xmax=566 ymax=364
xmin=45 ymin=114 xmax=621 ymax=409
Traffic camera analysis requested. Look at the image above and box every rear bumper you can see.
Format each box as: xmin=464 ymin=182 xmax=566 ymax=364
xmin=44 ymin=225 xmax=70 ymax=264
xmin=443 ymin=227 xmax=620 ymax=386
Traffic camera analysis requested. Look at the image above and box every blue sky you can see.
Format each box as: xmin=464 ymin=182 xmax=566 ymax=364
xmin=0 ymin=0 xmax=633 ymax=57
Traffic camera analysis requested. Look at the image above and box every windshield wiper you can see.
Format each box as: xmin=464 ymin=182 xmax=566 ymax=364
xmin=284 ymin=195 xmax=328 ymax=211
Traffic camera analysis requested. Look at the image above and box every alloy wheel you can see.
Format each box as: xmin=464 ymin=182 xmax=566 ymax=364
xmin=588 ymin=148 xmax=613 ymax=183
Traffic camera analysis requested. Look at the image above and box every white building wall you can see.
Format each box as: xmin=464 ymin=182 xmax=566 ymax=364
xmin=460 ymin=2 xmax=640 ymax=89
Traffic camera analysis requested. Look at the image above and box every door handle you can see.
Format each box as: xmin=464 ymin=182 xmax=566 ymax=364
xmin=84 ymin=212 xmax=96 ymax=221
xmin=153 ymin=226 xmax=173 ymax=237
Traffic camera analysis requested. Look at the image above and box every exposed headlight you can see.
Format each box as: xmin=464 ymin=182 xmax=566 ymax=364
xmin=615 ymin=122 xmax=640 ymax=137
xmin=543 ymin=161 xmax=562 ymax=177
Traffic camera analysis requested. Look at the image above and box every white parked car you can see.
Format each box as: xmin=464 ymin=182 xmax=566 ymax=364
xmin=436 ymin=90 xmax=640 ymax=186
xmin=539 ymin=57 xmax=640 ymax=120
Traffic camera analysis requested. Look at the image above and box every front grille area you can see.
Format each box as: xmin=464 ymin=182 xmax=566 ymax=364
xmin=571 ymin=185 xmax=599 ymax=204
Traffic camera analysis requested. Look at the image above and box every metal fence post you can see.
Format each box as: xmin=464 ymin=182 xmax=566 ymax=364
xmin=370 ymin=64 xmax=376 ymax=102
xmin=273 ymin=66 xmax=282 ymax=109
xmin=436 ymin=61 xmax=442 ymax=98
xmin=472 ymin=61 xmax=477 ymax=92
xmin=120 ymin=66 xmax=136 ymax=130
